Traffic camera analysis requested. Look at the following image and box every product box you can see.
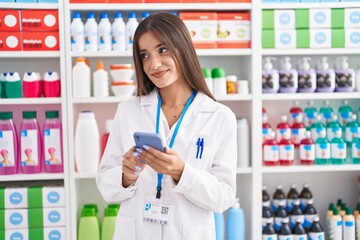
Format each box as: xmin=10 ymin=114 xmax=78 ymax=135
xmin=144 ymin=0 xmax=179 ymax=3
xmin=295 ymin=9 xmax=309 ymax=29
xmin=0 ymin=32 xmax=22 ymax=51
xmin=345 ymin=8 xmax=360 ymax=28
xmin=301 ymin=0 xmax=320 ymax=2
xmin=182 ymin=0 xmax=215 ymax=3
xmin=332 ymin=8 xmax=345 ymax=29
xmin=70 ymin=0 xmax=106 ymax=3
xmin=0 ymin=227 xmax=65 ymax=240
xmin=0 ymin=0 xmax=15 ymax=3
xmin=180 ymin=12 xmax=217 ymax=49
xmin=28 ymin=186 xmax=65 ymax=208
xmin=107 ymin=0 xmax=142 ymax=2
xmin=262 ymin=10 xmax=274 ymax=29
xmin=0 ymin=187 xmax=28 ymax=209
xmin=332 ymin=28 xmax=345 ymax=48
xmin=28 ymin=208 xmax=65 ymax=228
xmin=297 ymin=29 xmax=310 ymax=48
xmin=310 ymin=29 xmax=331 ymax=48
xmin=0 ymin=10 xmax=21 ymax=32
xmin=0 ymin=209 xmax=28 ymax=230
xmin=37 ymin=0 xmax=58 ymax=2
xmin=22 ymin=32 xmax=59 ymax=51
xmin=21 ymin=10 xmax=58 ymax=32
xmin=309 ymin=9 xmax=331 ymax=29
xmin=217 ymin=0 xmax=251 ymax=2
xmin=275 ymin=29 xmax=296 ymax=48
xmin=217 ymin=12 xmax=251 ymax=48
xmin=345 ymin=28 xmax=360 ymax=48
xmin=262 ymin=29 xmax=274 ymax=48
xmin=15 ymin=0 xmax=37 ymax=2
xmin=274 ymin=10 xmax=295 ymax=29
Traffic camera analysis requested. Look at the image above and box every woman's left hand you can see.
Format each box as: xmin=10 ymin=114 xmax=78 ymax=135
xmin=139 ymin=146 xmax=185 ymax=183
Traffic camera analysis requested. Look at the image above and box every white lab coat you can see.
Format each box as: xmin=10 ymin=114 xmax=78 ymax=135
xmin=96 ymin=90 xmax=237 ymax=240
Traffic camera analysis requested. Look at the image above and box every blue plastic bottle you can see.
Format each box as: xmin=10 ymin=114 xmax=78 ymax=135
xmin=226 ymin=198 xmax=245 ymax=240
xmin=214 ymin=212 xmax=225 ymax=240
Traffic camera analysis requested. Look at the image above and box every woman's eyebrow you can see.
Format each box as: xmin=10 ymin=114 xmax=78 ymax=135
xmin=139 ymin=43 xmax=165 ymax=52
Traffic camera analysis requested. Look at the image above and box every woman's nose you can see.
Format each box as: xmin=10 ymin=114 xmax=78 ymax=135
xmin=150 ymin=56 xmax=162 ymax=70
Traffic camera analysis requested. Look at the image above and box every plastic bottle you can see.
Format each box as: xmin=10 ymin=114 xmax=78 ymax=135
xmin=0 ymin=112 xmax=18 ymax=175
xmin=84 ymin=12 xmax=98 ymax=52
xmin=70 ymin=12 xmax=85 ymax=52
xmin=279 ymin=135 xmax=294 ymax=166
xmin=352 ymin=131 xmax=360 ymax=164
xmin=316 ymin=56 xmax=335 ymax=92
xmin=290 ymin=199 xmax=304 ymax=229
xmin=335 ymin=56 xmax=355 ymax=92
xmin=272 ymin=185 xmax=286 ymax=213
xmin=278 ymin=218 xmax=293 ymax=239
xmin=262 ymin=219 xmax=277 ymax=240
xmin=289 ymin=101 xmax=303 ymax=125
xmin=308 ymin=216 xmax=325 ymax=240
xmin=112 ymin=13 xmax=126 ymax=51
xmin=102 ymin=207 xmax=118 ymax=240
xmin=290 ymin=103 xmax=306 ymax=148
xmin=356 ymin=63 xmax=360 ymax=92
xmin=226 ymin=75 xmax=237 ymax=94
xmin=5 ymin=72 xmax=21 ymax=98
xmin=20 ymin=111 xmax=42 ymax=174
xmin=329 ymin=207 xmax=343 ymax=240
xmin=303 ymin=199 xmax=317 ymax=233
xmin=73 ymin=58 xmax=91 ymax=98
xmin=276 ymin=115 xmax=291 ymax=143
xmin=315 ymin=130 xmax=330 ymax=165
xmin=84 ymin=203 xmax=101 ymax=231
xmin=319 ymin=100 xmax=333 ymax=126
xmin=326 ymin=114 xmax=342 ymax=141
xmin=299 ymin=131 xmax=315 ymax=165
xmin=262 ymin=57 xmax=279 ymax=93
xmin=262 ymin=201 xmax=274 ymax=230
xmin=0 ymin=72 xmax=7 ymax=98
xmin=98 ymin=13 xmax=112 ymax=51
xmin=126 ymin=13 xmax=139 ymax=51
xmin=141 ymin=12 xmax=150 ymax=20
xmin=297 ymin=57 xmax=316 ymax=93
xmin=343 ymin=207 xmax=355 ymax=240
xmin=263 ymin=131 xmax=279 ymax=166
xmin=304 ymin=100 xmax=317 ymax=131
xmin=263 ymin=185 xmax=271 ymax=205
xmin=346 ymin=114 xmax=359 ymax=147
xmin=340 ymin=203 xmax=347 ymax=218
xmin=325 ymin=203 xmax=335 ymax=239
xmin=78 ymin=207 xmax=100 ymax=240
xmin=286 ymin=184 xmax=299 ymax=213
xmin=279 ymin=57 xmax=298 ymax=93
xmin=331 ymin=130 xmax=346 ymax=165
xmin=262 ymin=114 xmax=272 ymax=143
xmin=299 ymin=184 xmax=313 ymax=211
xmin=202 ymin=68 xmax=213 ymax=94
xmin=310 ymin=115 xmax=326 ymax=142
xmin=274 ymin=201 xmax=288 ymax=233
xmin=214 ymin=212 xmax=225 ymax=240
xmin=212 ymin=68 xmax=227 ymax=97
xmin=22 ymin=72 xmax=41 ymax=98
xmin=226 ymin=198 xmax=245 ymax=240
xmin=101 ymin=119 xmax=113 ymax=158
xmin=237 ymin=118 xmax=249 ymax=168
xmin=93 ymin=60 xmax=109 ymax=97
xmin=293 ymin=217 xmax=307 ymax=240
xmin=43 ymin=111 xmax=63 ymax=173
xmin=43 ymin=71 xmax=61 ymax=98
xmin=338 ymin=99 xmax=353 ymax=129
xmin=75 ymin=111 xmax=100 ymax=173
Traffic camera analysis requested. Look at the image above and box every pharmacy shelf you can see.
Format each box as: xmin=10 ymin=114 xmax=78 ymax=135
xmin=262 ymin=164 xmax=360 ymax=173
xmin=74 ymin=172 xmax=96 ymax=179
xmin=72 ymin=96 xmax=134 ymax=104
xmin=236 ymin=167 xmax=252 ymax=174
xmin=261 ymin=2 xmax=360 ymax=9
xmin=0 ymin=51 xmax=60 ymax=58
xmin=0 ymin=173 xmax=64 ymax=182
xmin=0 ymin=98 xmax=62 ymax=105
xmin=69 ymin=3 xmax=252 ymax=10
xmin=262 ymin=92 xmax=360 ymax=101
xmin=0 ymin=2 xmax=58 ymax=9
xmin=217 ymin=94 xmax=252 ymax=101
xmin=262 ymin=48 xmax=360 ymax=56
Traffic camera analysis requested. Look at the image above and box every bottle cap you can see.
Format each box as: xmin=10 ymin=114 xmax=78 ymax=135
xmin=280 ymin=115 xmax=287 ymax=122
xmin=226 ymin=75 xmax=237 ymax=82
xmin=100 ymin=13 xmax=109 ymax=19
xmin=104 ymin=207 xmax=118 ymax=217
xmin=73 ymin=12 xmax=81 ymax=19
xmin=328 ymin=203 xmax=335 ymax=211
xmin=307 ymin=100 xmax=314 ymax=106
xmin=87 ymin=13 xmax=95 ymax=19
xmin=76 ymin=57 xmax=86 ymax=63
xmin=313 ymin=216 xmax=319 ymax=222
xmin=202 ymin=68 xmax=212 ymax=78
xmin=0 ymin=112 xmax=12 ymax=120
xmin=342 ymin=99 xmax=349 ymax=105
xmin=263 ymin=57 xmax=275 ymax=71
xmin=303 ymin=183 xmax=310 ymax=188
xmin=81 ymin=207 xmax=96 ymax=217
xmin=333 ymin=208 xmax=339 ymax=215
xmin=290 ymin=183 xmax=297 ymax=189
xmin=108 ymin=203 xmax=120 ymax=209
xmin=277 ymin=184 xmax=284 ymax=190
xmin=282 ymin=218 xmax=289 ymax=223
xmin=45 ymin=111 xmax=59 ymax=119
xmin=97 ymin=60 xmax=104 ymax=70
xmin=23 ymin=111 xmax=36 ymax=119
xmin=262 ymin=185 xmax=267 ymax=190
xmin=211 ymin=68 xmax=226 ymax=78
xmin=305 ymin=131 xmax=311 ymax=139
xmin=233 ymin=198 xmax=240 ymax=209
xmin=114 ymin=12 xmax=122 ymax=19
xmin=346 ymin=207 xmax=352 ymax=215
xmin=339 ymin=57 xmax=349 ymax=69
xmin=84 ymin=203 xmax=99 ymax=214
xmin=142 ymin=12 xmax=150 ymax=19
xmin=128 ymin=12 xmax=137 ymax=19
xmin=294 ymin=199 xmax=300 ymax=205
xmin=296 ymin=217 xmax=302 ymax=223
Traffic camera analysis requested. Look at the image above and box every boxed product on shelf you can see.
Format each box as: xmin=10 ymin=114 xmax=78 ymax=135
xmin=28 ymin=186 xmax=65 ymax=208
xmin=0 ymin=0 xmax=15 ymax=2
xmin=345 ymin=29 xmax=360 ymax=48
xmin=144 ymin=0 xmax=179 ymax=3
xmin=332 ymin=29 xmax=345 ymax=48
xmin=0 ymin=32 xmax=22 ymax=51
xmin=15 ymin=0 xmax=37 ymax=2
xmin=0 ymin=187 xmax=28 ymax=209
xmin=0 ymin=209 xmax=28 ymax=229
xmin=0 ymin=227 xmax=65 ymax=240
xmin=70 ymin=0 xmax=105 ymax=3
xmin=275 ymin=29 xmax=297 ymax=48
xmin=0 ymin=10 xmax=21 ymax=32
xmin=345 ymin=8 xmax=360 ymax=28
xmin=310 ymin=29 xmax=331 ymax=48
xmin=217 ymin=0 xmax=251 ymax=2
xmin=21 ymin=32 xmax=59 ymax=51
xmin=20 ymin=10 xmax=58 ymax=32
xmin=182 ymin=0 xmax=216 ymax=3
xmin=262 ymin=10 xmax=296 ymax=30
xmin=309 ymin=8 xmax=331 ymax=29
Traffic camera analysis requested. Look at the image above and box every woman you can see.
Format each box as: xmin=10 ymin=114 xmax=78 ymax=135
xmin=97 ymin=12 xmax=237 ymax=239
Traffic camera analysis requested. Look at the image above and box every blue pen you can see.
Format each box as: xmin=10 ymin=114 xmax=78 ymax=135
xmin=199 ymin=138 xmax=204 ymax=159
xmin=196 ymin=138 xmax=201 ymax=159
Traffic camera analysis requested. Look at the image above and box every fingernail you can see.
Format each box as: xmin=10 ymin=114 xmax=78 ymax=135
xmin=134 ymin=171 xmax=140 ymax=176
xmin=135 ymin=166 xmax=141 ymax=171
xmin=140 ymin=160 xmax=146 ymax=164
xmin=143 ymin=145 xmax=149 ymax=150
xmin=133 ymin=152 xmax=139 ymax=158
xmin=136 ymin=148 xmax=142 ymax=153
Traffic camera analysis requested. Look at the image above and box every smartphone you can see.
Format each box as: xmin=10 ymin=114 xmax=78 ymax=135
xmin=133 ymin=132 xmax=165 ymax=152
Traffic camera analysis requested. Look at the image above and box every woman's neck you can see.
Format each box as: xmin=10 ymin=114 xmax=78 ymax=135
xmin=158 ymin=82 xmax=192 ymax=107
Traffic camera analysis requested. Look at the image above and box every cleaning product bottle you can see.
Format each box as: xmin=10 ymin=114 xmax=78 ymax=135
xmin=308 ymin=216 xmax=325 ymax=240
xmin=262 ymin=57 xmax=279 ymax=93
xmin=331 ymin=130 xmax=346 ymax=165
xmin=289 ymin=101 xmax=302 ymax=123
xmin=326 ymin=114 xmax=342 ymax=141
xmin=303 ymin=199 xmax=317 ymax=232
xmin=112 ymin=12 xmax=126 ymax=51
xmin=70 ymin=12 xmax=85 ymax=52
xmin=272 ymin=185 xmax=286 ymax=213
xmin=0 ymin=112 xmax=18 ymax=175
xmin=299 ymin=184 xmax=313 ymax=211
xmin=290 ymin=102 xmax=306 ymax=148
xmin=274 ymin=201 xmax=288 ymax=233
xmin=263 ymin=185 xmax=271 ymax=205
xmin=101 ymin=119 xmax=113 ymax=158
xmin=325 ymin=203 xmax=335 ymax=239
xmin=126 ymin=13 xmax=139 ymax=51
xmin=5 ymin=72 xmax=21 ymax=98
xmin=202 ymin=68 xmax=213 ymax=95
xmin=276 ymin=115 xmax=291 ymax=143
xmin=279 ymin=135 xmax=294 ymax=165
xmin=43 ymin=71 xmax=61 ymax=98
xmin=286 ymin=184 xmax=299 ymax=213
xmin=304 ymin=100 xmax=317 ymax=131
xmin=102 ymin=207 xmax=118 ymax=240
xmin=73 ymin=57 xmax=91 ymax=98
xmin=262 ymin=218 xmax=277 ymax=240
xmin=20 ymin=111 xmax=42 ymax=174
xmin=315 ymin=130 xmax=330 ymax=165
xmin=352 ymin=131 xmax=360 ymax=164
xmin=319 ymin=100 xmax=333 ymax=125
xmin=310 ymin=115 xmax=326 ymax=142
xmin=293 ymin=217 xmax=307 ymax=240
xmin=84 ymin=12 xmax=98 ymax=52
xmin=43 ymin=110 xmax=63 ymax=173
xmin=343 ymin=207 xmax=355 ymax=240
xmin=226 ymin=198 xmax=245 ymax=240
xmin=339 ymin=99 xmax=353 ymax=129
xmin=335 ymin=56 xmax=355 ymax=92
xmin=278 ymin=218 xmax=293 ymax=240
xmin=279 ymin=57 xmax=298 ymax=93
xmin=346 ymin=114 xmax=359 ymax=147
xmin=329 ymin=207 xmax=343 ymax=240
xmin=214 ymin=212 xmax=225 ymax=240
xmin=262 ymin=201 xmax=274 ymax=230
xmin=262 ymin=114 xmax=272 ymax=143
xmin=98 ymin=13 xmax=112 ymax=51
xmin=299 ymin=131 xmax=315 ymax=165
xmin=297 ymin=57 xmax=316 ymax=93
xmin=22 ymin=72 xmax=41 ymax=98
xmin=93 ymin=60 xmax=109 ymax=97
xmin=316 ymin=56 xmax=335 ymax=92
xmin=78 ymin=206 xmax=100 ymax=240
xmin=290 ymin=199 xmax=304 ymax=229
xmin=0 ymin=72 xmax=7 ymax=98
xmin=263 ymin=131 xmax=279 ymax=166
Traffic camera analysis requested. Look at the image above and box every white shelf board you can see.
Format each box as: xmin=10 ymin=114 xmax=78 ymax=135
xmin=0 ymin=51 xmax=60 ymax=58
xmin=262 ymin=48 xmax=360 ymax=56
xmin=262 ymin=92 xmax=360 ymax=101
xmin=72 ymin=51 xmax=132 ymax=58
xmin=70 ymin=3 xmax=252 ymax=10
xmin=236 ymin=167 xmax=252 ymax=174
xmin=0 ymin=173 xmax=64 ymax=182
xmin=261 ymin=2 xmax=360 ymax=9
xmin=262 ymin=164 xmax=360 ymax=173
xmin=0 ymin=98 xmax=62 ymax=105
xmin=75 ymin=172 xmax=96 ymax=179
xmin=72 ymin=96 xmax=134 ymax=104
xmin=0 ymin=2 xmax=58 ymax=9
xmin=217 ymin=94 xmax=252 ymax=101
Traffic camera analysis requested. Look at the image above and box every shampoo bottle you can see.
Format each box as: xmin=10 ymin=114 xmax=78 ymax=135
xmin=345 ymin=114 xmax=359 ymax=147
xmin=329 ymin=208 xmax=343 ymax=240
xmin=70 ymin=12 xmax=85 ymax=52
xmin=272 ymin=185 xmax=286 ymax=213
xmin=98 ymin=13 xmax=112 ymax=51
xmin=262 ymin=57 xmax=279 ymax=93
xmin=310 ymin=115 xmax=326 ymax=142
xmin=299 ymin=184 xmax=313 ymax=211
xmin=279 ymin=57 xmax=298 ymax=93
xmin=73 ymin=57 xmax=91 ymax=98
xmin=126 ymin=13 xmax=139 ymax=51
xmin=338 ymin=99 xmax=353 ymax=129
xmin=316 ymin=57 xmax=335 ymax=92
xmin=5 ymin=72 xmax=21 ymax=98
xmin=102 ymin=207 xmax=118 ymax=240
xmin=352 ymin=131 xmax=360 ymax=164
xmin=335 ymin=57 xmax=355 ymax=92
xmin=343 ymin=207 xmax=355 ymax=240
xmin=286 ymin=184 xmax=299 ymax=213
xmin=84 ymin=12 xmax=98 ymax=52
xmin=112 ymin=13 xmax=126 ymax=51
xmin=0 ymin=112 xmax=18 ymax=175
xmin=276 ymin=115 xmax=291 ymax=143
xmin=297 ymin=57 xmax=316 ymax=93
xmin=226 ymin=198 xmax=245 ymax=240
xmin=22 ymin=72 xmax=41 ymax=98
xmin=93 ymin=60 xmax=109 ymax=97
xmin=293 ymin=217 xmax=307 ymax=240
xmin=278 ymin=218 xmax=293 ymax=240
xmin=262 ymin=114 xmax=272 ymax=143
xmin=78 ymin=207 xmax=100 ymax=240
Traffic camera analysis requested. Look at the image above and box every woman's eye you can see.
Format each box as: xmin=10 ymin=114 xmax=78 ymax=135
xmin=159 ymin=47 xmax=168 ymax=54
xmin=140 ymin=53 xmax=149 ymax=59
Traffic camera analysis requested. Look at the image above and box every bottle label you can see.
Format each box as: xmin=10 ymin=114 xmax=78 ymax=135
xmin=344 ymin=220 xmax=355 ymax=240
xmin=315 ymin=143 xmax=330 ymax=159
xmin=262 ymin=234 xmax=277 ymax=240
xmin=346 ymin=126 xmax=359 ymax=142
xmin=326 ymin=127 xmax=341 ymax=141
xmin=262 ymin=128 xmax=272 ymax=143
xmin=277 ymin=128 xmax=291 ymax=142
xmin=20 ymin=129 xmax=39 ymax=166
xmin=0 ymin=130 xmax=15 ymax=168
xmin=300 ymin=144 xmax=315 ymax=161
xmin=304 ymin=214 xmax=317 ymax=229
xmin=279 ymin=144 xmax=294 ymax=161
xmin=70 ymin=26 xmax=84 ymax=51
xmin=305 ymin=112 xmax=317 ymax=128
xmin=328 ymin=218 xmax=342 ymax=240
xmin=44 ymin=128 xmax=62 ymax=165
xmin=279 ymin=235 xmax=294 ymax=240
xmin=290 ymin=215 xmax=304 ymax=228
xmin=294 ymin=235 xmax=307 ymax=240
xmin=286 ymin=199 xmax=295 ymax=212
xmin=352 ymin=142 xmax=360 ymax=158
xmin=291 ymin=128 xmax=306 ymax=145
xmin=330 ymin=142 xmax=346 ymax=159
xmin=264 ymin=145 xmax=279 ymax=162
xmin=322 ymin=112 xmax=333 ymax=125
xmin=308 ymin=232 xmax=324 ymax=240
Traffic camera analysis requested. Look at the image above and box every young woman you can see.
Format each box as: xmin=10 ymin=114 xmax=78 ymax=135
xmin=97 ymin=12 xmax=237 ymax=239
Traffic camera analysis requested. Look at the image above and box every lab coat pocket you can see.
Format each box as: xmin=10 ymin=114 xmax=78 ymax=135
xmin=182 ymin=223 xmax=214 ymax=240
xmin=113 ymin=215 xmax=135 ymax=240
xmin=183 ymin=135 xmax=213 ymax=170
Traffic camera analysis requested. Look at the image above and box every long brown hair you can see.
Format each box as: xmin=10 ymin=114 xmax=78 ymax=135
xmin=133 ymin=12 xmax=215 ymax=100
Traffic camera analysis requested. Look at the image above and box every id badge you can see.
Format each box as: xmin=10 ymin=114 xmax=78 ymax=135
xmin=143 ymin=197 xmax=172 ymax=225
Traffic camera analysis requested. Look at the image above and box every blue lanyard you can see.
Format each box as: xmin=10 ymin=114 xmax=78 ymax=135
xmin=155 ymin=90 xmax=196 ymax=199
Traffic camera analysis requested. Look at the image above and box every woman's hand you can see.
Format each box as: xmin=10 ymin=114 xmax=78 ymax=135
xmin=139 ymin=146 xmax=185 ymax=183
xmin=122 ymin=146 xmax=146 ymax=187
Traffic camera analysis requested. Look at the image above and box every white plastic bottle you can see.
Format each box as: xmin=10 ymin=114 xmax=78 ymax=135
xmin=297 ymin=57 xmax=316 ymax=93
xmin=262 ymin=57 xmax=279 ymax=93
xmin=84 ymin=12 xmax=98 ymax=52
xmin=316 ymin=57 xmax=335 ymax=92
xmin=93 ymin=60 xmax=109 ymax=97
xmin=279 ymin=57 xmax=298 ymax=93
xmin=98 ymin=13 xmax=112 ymax=52
xmin=73 ymin=58 xmax=91 ymax=98
xmin=237 ymin=118 xmax=249 ymax=168
xmin=70 ymin=12 xmax=85 ymax=52
xmin=126 ymin=13 xmax=139 ymax=51
xmin=335 ymin=56 xmax=355 ymax=92
xmin=112 ymin=13 xmax=126 ymax=51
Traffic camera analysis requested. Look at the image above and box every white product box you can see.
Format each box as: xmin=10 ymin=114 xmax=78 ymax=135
xmin=1 ymin=227 xmax=65 ymax=240
xmin=3 ymin=229 xmax=28 ymax=240
xmin=345 ymin=29 xmax=360 ymax=48
xmin=310 ymin=29 xmax=331 ymax=48
xmin=345 ymin=8 xmax=360 ymax=28
xmin=309 ymin=9 xmax=331 ymax=29
xmin=3 ymin=209 xmax=28 ymax=229
xmin=275 ymin=29 xmax=296 ymax=48
xmin=4 ymin=188 xmax=28 ymax=209
xmin=42 ymin=187 xmax=65 ymax=208
xmin=43 ymin=208 xmax=66 ymax=227
xmin=44 ymin=227 xmax=66 ymax=240
xmin=274 ymin=10 xmax=295 ymax=29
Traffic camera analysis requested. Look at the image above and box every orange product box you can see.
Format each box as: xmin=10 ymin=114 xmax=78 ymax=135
xmin=21 ymin=10 xmax=59 ymax=32
xmin=0 ymin=10 xmax=21 ymax=32
xmin=217 ymin=12 xmax=251 ymax=48
xmin=0 ymin=32 xmax=22 ymax=51
xmin=70 ymin=0 xmax=106 ymax=3
xmin=182 ymin=0 xmax=215 ymax=3
xmin=144 ymin=0 xmax=179 ymax=3
xmin=22 ymin=32 xmax=59 ymax=51
xmin=108 ymin=0 xmax=142 ymax=2
xmin=179 ymin=12 xmax=217 ymax=49
xmin=217 ymin=0 xmax=251 ymax=2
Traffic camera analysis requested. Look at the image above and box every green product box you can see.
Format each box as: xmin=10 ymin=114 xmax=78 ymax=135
xmin=28 ymin=208 xmax=44 ymax=228
xmin=332 ymin=29 xmax=345 ymax=48
xmin=332 ymin=8 xmax=344 ymax=29
xmin=28 ymin=186 xmax=43 ymax=208
xmin=0 ymin=187 xmax=4 ymax=209
xmin=262 ymin=10 xmax=274 ymax=30
xmin=262 ymin=29 xmax=275 ymax=48
xmin=297 ymin=29 xmax=310 ymax=48
xmin=295 ymin=9 xmax=310 ymax=29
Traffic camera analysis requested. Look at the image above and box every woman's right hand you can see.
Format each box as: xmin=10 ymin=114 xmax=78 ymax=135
xmin=122 ymin=146 xmax=146 ymax=188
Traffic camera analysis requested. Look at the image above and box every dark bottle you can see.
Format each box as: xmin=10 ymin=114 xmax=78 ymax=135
xmin=303 ymin=199 xmax=317 ymax=233
xmin=278 ymin=218 xmax=293 ymax=240
xmin=293 ymin=217 xmax=307 ymax=240
xmin=308 ymin=216 xmax=324 ymax=240
xmin=299 ymin=183 xmax=313 ymax=211
xmin=262 ymin=201 xmax=274 ymax=230
xmin=262 ymin=218 xmax=277 ymax=240
xmin=275 ymin=201 xmax=288 ymax=233
xmin=290 ymin=199 xmax=304 ymax=229
xmin=272 ymin=184 xmax=286 ymax=212
xmin=263 ymin=185 xmax=271 ymax=204
xmin=287 ymin=183 xmax=299 ymax=213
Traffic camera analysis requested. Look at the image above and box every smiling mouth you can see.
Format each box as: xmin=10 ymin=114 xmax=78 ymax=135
xmin=152 ymin=70 xmax=168 ymax=78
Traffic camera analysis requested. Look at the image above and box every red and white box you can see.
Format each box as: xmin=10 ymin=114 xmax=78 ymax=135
xmin=21 ymin=10 xmax=58 ymax=32
xmin=22 ymin=32 xmax=59 ymax=51
xmin=0 ymin=32 xmax=22 ymax=51
xmin=0 ymin=10 xmax=21 ymax=32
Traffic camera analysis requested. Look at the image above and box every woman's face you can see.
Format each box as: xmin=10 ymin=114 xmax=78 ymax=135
xmin=138 ymin=32 xmax=180 ymax=89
